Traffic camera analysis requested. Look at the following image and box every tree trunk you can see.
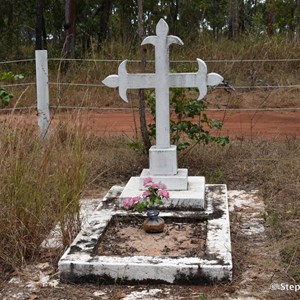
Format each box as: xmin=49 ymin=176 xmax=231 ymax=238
xmin=296 ymin=0 xmax=300 ymax=40
xmin=229 ymin=0 xmax=239 ymax=39
xmin=7 ymin=3 xmax=13 ymax=27
xmin=64 ymin=0 xmax=75 ymax=56
xmin=288 ymin=1 xmax=295 ymax=38
xmin=239 ymin=0 xmax=245 ymax=33
xmin=266 ymin=0 xmax=275 ymax=36
xmin=0 ymin=1 xmax=4 ymax=34
xmin=82 ymin=1 xmax=89 ymax=54
xmin=97 ymin=0 xmax=112 ymax=49
xmin=168 ymin=0 xmax=179 ymax=34
xmin=120 ymin=2 xmax=132 ymax=44
xmin=234 ymin=0 xmax=239 ymax=36
xmin=35 ymin=0 xmax=46 ymax=50
xmin=138 ymin=0 xmax=151 ymax=151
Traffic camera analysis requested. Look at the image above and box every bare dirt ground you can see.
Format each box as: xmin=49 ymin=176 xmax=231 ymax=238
xmin=1 ymin=109 xmax=300 ymax=140
xmin=83 ymin=109 xmax=300 ymax=139
xmin=1 ymin=88 xmax=300 ymax=139
xmin=97 ymin=215 xmax=207 ymax=257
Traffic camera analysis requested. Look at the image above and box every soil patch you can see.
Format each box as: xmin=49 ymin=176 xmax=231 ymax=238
xmin=97 ymin=215 xmax=207 ymax=257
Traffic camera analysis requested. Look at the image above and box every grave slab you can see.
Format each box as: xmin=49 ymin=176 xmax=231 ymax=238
xmin=121 ymin=176 xmax=205 ymax=209
xmin=58 ymin=184 xmax=232 ymax=284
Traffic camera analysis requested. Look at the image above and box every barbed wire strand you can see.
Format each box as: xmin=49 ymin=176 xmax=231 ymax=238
xmin=1 ymin=106 xmax=300 ymax=113
xmin=1 ymin=57 xmax=300 ymax=65
xmin=0 ymin=106 xmax=36 ymax=111
xmin=2 ymin=82 xmax=300 ymax=89
xmin=0 ymin=59 xmax=35 ymax=64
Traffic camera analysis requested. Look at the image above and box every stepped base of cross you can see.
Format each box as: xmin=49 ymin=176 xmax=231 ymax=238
xmin=145 ymin=145 xmax=190 ymax=190
xmin=120 ymin=144 xmax=206 ymax=209
xmin=139 ymin=168 xmax=189 ymax=190
xmin=120 ymin=174 xmax=206 ymax=210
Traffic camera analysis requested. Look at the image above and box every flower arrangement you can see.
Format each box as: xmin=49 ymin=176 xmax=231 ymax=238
xmin=123 ymin=177 xmax=169 ymax=213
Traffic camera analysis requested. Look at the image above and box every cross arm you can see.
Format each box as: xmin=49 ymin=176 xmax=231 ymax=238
xmin=169 ymin=59 xmax=223 ymax=100
xmin=102 ymin=60 xmax=156 ymax=102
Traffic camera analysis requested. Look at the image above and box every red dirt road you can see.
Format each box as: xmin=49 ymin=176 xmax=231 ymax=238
xmin=81 ymin=110 xmax=300 ymax=140
xmin=2 ymin=109 xmax=300 ymax=140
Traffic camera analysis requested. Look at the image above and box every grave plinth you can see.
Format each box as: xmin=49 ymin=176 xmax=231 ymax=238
xmin=149 ymin=145 xmax=178 ymax=176
xmin=121 ymin=176 xmax=205 ymax=209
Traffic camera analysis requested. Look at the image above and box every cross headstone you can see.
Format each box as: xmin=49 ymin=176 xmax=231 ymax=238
xmin=103 ymin=18 xmax=223 ymax=190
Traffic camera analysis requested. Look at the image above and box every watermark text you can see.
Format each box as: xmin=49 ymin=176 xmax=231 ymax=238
xmin=271 ymin=283 xmax=300 ymax=292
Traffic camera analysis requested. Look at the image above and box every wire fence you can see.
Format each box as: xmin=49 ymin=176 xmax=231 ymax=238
xmin=2 ymin=57 xmax=300 ymax=64
xmin=2 ymin=82 xmax=300 ymax=89
xmin=1 ymin=57 xmax=300 ymax=114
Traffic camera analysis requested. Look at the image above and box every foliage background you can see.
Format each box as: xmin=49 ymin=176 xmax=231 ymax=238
xmin=1 ymin=0 xmax=300 ymax=59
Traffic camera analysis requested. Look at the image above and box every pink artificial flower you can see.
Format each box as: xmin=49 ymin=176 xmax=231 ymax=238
xmin=158 ymin=189 xmax=170 ymax=199
xmin=143 ymin=177 xmax=153 ymax=186
xmin=131 ymin=196 xmax=140 ymax=205
xmin=150 ymin=183 xmax=159 ymax=189
xmin=142 ymin=190 xmax=151 ymax=198
xmin=123 ymin=196 xmax=141 ymax=209
xmin=123 ymin=197 xmax=133 ymax=210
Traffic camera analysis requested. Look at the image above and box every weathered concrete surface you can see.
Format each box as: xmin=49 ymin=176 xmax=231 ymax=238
xmin=58 ymin=184 xmax=232 ymax=284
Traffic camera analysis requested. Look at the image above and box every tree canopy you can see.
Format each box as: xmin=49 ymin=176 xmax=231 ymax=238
xmin=0 ymin=0 xmax=300 ymax=59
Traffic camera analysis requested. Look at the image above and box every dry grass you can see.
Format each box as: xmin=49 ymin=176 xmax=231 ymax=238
xmin=0 ymin=118 xmax=89 ymax=272
xmin=0 ymin=111 xmax=148 ymax=270
xmin=84 ymin=134 xmax=148 ymax=189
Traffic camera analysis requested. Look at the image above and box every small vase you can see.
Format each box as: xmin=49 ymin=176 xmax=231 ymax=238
xmin=143 ymin=210 xmax=165 ymax=233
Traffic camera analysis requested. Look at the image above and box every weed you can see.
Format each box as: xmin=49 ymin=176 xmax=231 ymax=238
xmin=207 ymin=168 xmax=226 ymax=184
xmin=265 ymin=212 xmax=280 ymax=227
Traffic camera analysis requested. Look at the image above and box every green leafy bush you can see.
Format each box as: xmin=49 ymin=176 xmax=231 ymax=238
xmin=0 ymin=71 xmax=24 ymax=106
xmin=147 ymin=88 xmax=229 ymax=151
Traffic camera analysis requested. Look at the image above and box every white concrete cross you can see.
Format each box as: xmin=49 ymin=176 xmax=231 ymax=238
xmin=103 ymin=18 xmax=223 ymax=189
xmin=103 ymin=18 xmax=223 ymax=149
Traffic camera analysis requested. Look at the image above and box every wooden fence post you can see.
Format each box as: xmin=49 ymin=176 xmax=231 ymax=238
xmin=35 ymin=50 xmax=50 ymax=138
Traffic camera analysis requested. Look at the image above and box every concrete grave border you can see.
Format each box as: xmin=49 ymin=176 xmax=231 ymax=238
xmin=58 ymin=184 xmax=232 ymax=284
